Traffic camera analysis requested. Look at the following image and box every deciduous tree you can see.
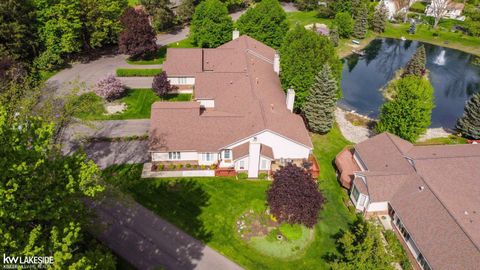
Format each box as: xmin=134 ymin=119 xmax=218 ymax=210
xmin=329 ymin=216 xmax=395 ymax=270
xmin=236 ymin=0 xmax=288 ymax=49
xmin=402 ymin=45 xmax=426 ymax=77
xmin=429 ymin=0 xmax=451 ymax=28
xmin=141 ymin=0 xmax=176 ymax=31
xmin=191 ymin=0 xmax=233 ymax=48
xmin=94 ymin=74 xmax=126 ymax=101
xmin=303 ymin=64 xmax=338 ymax=134
xmin=118 ymin=7 xmax=158 ymax=58
xmin=334 ymin=12 xmax=354 ymax=38
xmin=152 ymin=71 xmax=177 ymax=97
xmin=0 ymin=105 xmax=115 ymax=269
xmin=456 ymin=92 xmax=480 ymax=139
xmin=376 ymin=75 xmax=435 ymax=142
xmin=267 ymin=163 xmax=324 ymax=228
xmin=280 ymin=24 xmax=342 ymax=110
xmin=177 ymin=0 xmax=195 ymax=23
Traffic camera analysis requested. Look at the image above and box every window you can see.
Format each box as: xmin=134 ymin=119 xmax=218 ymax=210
xmin=261 ymin=159 xmax=268 ymax=170
xmin=239 ymin=160 xmax=245 ymax=170
xmin=417 ymin=254 xmax=431 ymax=270
xmin=203 ymin=153 xmax=212 ymax=161
xmin=178 ymin=77 xmax=187 ymax=84
xmin=351 ymin=185 xmax=360 ymax=201
xmin=224 ymin=149 xmax=231 ymax=159
xmin=168 ymin=152 xmax=181 ymax=160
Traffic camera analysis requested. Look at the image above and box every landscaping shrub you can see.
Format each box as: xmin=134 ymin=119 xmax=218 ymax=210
xmin=94 ymin=75 xmax=126 ymax=102
xmin=176 ymin=164 xmax=183 ymax=169
xmin=279 ymin=223 xmax=303 ymax=240
xmin=116 ymin=68 xmax=162 ymax=77
xmin=209 ymin=164 xmax=216 ymax=170
xmin=186 ymin=163 xmax=191 ymax=168
xmin=333 ymin=12 xmax=354 ymax=38
xmin=384 ymin=230 xmax=412 ymax=270
xmin=169 ymin=164 xmax=175 ymax=170
xmin=258 ymin=173 xmax=268 ymax=180
xmin=159 ymin=164 xmax=165 ymax=170
xmin=237 ymin=172 xmax=248 ymax=179
xmin=200 ymin=165 xmax=206 ymax=170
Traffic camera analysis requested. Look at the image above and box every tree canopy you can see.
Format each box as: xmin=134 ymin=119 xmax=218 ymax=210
xmin=303 ymin=64 xmax=338 ymax=134
xmin=456 ymin=92 xmax=480 ymax=139
xmin=0 ymin=105 xmax=115 ymax=269
xmin=353 ymin=1 xmax=368 ymax=39
xmin=191 ymin=0 xmax=233 ymax=48
xmin=280 ymin=24 xmax=342 ymax=110
xmin=267 ymin=163 xmax=324 ymax=228
xmin=118 ymin=7 xmax=158 ymax=58
xmin=141 ymin=0 xmax=176 ymax=31
xmin=153 ymin=71 xmax=177 ymax=97
xmin=402 ymin=45 xmax=426 ymax=77
xmin=372 ymin=1 xmax=388 ymax=33
xmin=334 ymin=12 xmax=354 ymax=38
xmin=236 ymin=0 xmax=288 ymax=49
xmin=376 ymin=75 xmax=435 ymax=142
xmin=329 ymin=215 xmax=395 ymax=270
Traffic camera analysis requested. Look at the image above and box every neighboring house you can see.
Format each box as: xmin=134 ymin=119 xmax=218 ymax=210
xmin=381 ymin=0 xmax=412 ymax=19
xmin=147 ymin=33 xmax=317 ymax=178
xmin=335 ymin=132 xmax=480 ymax=270
xmin=425 ymin=1 xmax=465 ymax=21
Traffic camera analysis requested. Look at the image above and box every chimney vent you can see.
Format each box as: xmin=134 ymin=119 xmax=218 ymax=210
xmin=232 ymin=30 xmax=240 ymax=40
xmin=273 ymin=52 xmax=280 ymax=75
xmin=286 ymin=88 xmax=295 ymax=112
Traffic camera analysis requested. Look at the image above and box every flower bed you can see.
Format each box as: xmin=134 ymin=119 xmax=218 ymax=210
xmin=151 ymin=163 xmax=217 ymax=172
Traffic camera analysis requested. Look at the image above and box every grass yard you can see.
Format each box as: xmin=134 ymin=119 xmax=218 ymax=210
xmin=416 ymin=135 xmax=468 ymax=145
xmin=127 ymin=0 xmax=138 ymax=6
xmin=104 ymin=125 xmax=355 ymax=269
xmin=116 ymin=68 xmax=163 ymax=77
xmin=76 ymin=89 xmax=192 ymax=120
xmin=127 ymin=37 xmax=196 ymax=65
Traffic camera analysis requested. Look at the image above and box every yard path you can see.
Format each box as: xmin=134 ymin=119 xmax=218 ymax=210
xmin=118 ymin=77 xmax=155 ymax=89
xmin=90 ymin=196 xmax=244 ymax=270
xmin=335 ymin=107 xmax=372 ymax=143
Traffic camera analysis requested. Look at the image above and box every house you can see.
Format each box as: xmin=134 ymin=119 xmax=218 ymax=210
xmin=335 ymin=133 xmax=480 ymax=270
xmin=146 ymin=33 xmax=316 ymax=178
xmin=380 ymin=0 xmax=414 ymax=20
xmin=425 ymin=1 xmax=465 ymax=21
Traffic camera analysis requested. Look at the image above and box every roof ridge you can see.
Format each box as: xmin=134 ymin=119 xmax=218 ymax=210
xmin=414 ymin=154 xmax=480 ymax=160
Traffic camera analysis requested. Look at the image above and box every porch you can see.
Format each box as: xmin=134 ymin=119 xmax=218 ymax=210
xmin=270 ymin=155 xmax=320 ymax=179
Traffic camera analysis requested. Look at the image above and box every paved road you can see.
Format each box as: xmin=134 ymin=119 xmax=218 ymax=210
xmin=91 ymin=197 xmax=244 ymax=270
xmin=63 ymin=119 xmax=150 ymax=139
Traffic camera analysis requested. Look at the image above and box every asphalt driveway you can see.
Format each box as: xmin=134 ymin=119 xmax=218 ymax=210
xmin=91 ymin=197 xmax=244 ymax=270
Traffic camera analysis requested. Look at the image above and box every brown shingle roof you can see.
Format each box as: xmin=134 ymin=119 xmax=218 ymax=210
xmin=353 ymin=133 xmax=480 ymax=270
xmin=232 ymin=142 xmax=274 ymax=160
xmin=151 ymin=35 xmax=312 ymax=153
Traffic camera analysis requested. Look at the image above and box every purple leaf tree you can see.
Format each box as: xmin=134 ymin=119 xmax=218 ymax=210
xmin=152 ymin=71 xmax=177 ymax=97
xmin=94 ymin=75 xmax=126 ymax=102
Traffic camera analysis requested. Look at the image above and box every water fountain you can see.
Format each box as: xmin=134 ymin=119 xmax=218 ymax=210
xmin=434 ymin=49 xmax=446 ymax=65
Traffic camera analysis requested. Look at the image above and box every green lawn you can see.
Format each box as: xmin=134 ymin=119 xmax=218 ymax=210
xmin=116 ymin=68 xmax=163 ymax=77
xmin=127 ymin=37 xmax=196 ymax=65
xmin=286 ymin=11 xmax=332 ymax=28
xmin=127 ymin=0 xmax=138 ymax=6
xmin=104 ymin=125 xmax=355 ymax=269
xmin=416 ymin=135 xmax=468 ymax=145
xmin=76 ymin=89 xmax=192 ymax=120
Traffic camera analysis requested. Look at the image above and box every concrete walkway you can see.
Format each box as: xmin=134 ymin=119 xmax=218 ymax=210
xmin=91 ymin=197 xmax=244 ymax=270
xmin=118 ymin=77 xmax=155 ymax=89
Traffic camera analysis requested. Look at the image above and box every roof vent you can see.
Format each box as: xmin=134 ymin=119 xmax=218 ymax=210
xmin=465 ymin=211 xmax=469 ymax=215
xmin=419 ymin=186 xmax=425 ymax=191
xmin=256 ymin=78 xmax=259 ymax=84
xmin=271 ymin=104 xmax=274 ymax=110
xmin=230 ymin=81 xmax=233 ymax=84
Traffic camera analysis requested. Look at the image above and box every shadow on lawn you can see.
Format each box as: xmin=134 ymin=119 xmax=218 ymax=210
xmin=103 ymin=165 xmax=213 ymax=242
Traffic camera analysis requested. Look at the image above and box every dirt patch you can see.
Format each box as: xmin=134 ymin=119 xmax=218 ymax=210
xmin=237 ymin=210 xmax=278 ymax=241
xmin=345 ymin=112 xmax=376 ymax=129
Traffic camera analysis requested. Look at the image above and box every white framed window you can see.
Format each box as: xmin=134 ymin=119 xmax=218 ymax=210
xmin=224 ymin=149 xmax=231 ymax=159
xmin=260 ymin=159 xmax=267 ymax=170
xmin=202 ymin=153 xmax=213 ymax=161
xmin=239 ymin=160 xmax=245 ymax=170
xmin=168 ymin=152 xmax=181 ymax=160
xmin=178 ymin=77 xmax=187 ymax=84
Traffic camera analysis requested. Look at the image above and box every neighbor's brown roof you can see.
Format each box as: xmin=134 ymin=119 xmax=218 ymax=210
xmin=151 ymin=35 xmax=313 ymax=153
xmin=353 ymin=132 xmax=480 ymax=270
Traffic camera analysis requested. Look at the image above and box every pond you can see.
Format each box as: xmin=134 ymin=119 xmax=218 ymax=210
xmin=339 ymin=38 xmax=480 ymax=128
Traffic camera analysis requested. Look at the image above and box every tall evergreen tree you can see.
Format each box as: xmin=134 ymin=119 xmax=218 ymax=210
xmin=456 ymin=92 xmax=480 ymax=139
xmin=303 ymin=64 xmax=338 ymax=134
xmin=191 ymin=0 xmax=233 ymax=48
xmin=329 ymin=27 xmax=340 ymax=47
xmin=236 ymin=0 xmax=288 ymax=49
xmin=353 ymin=2 xmax=368 ymax=39
xmin=280 ymin=25 xmax=342 ymax=110
xmin=402 ymin=45 xmax=426 ymax=77
xmin=372 ymin=1 xmax=388 ymax=33
xmin=376 ymin=75 xmax=435 ymax=142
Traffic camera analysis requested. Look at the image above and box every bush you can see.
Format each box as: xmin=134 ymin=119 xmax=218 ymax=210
xmin=200 ymin=164 xmax=206 ymax=170
xmin=176 ymin=164 xmax=183 ymax=169
xmin=209 ymin=164 xmax=216 ymax=170
xmin=258 ymin=172 xmax=268 ymax=180
xmin=237 ymin=172 xmax=248 ymax=179
xmin=186 ymin=163 xmax=191 ymax=168
xmin=279 ymin=223 xmax=303 ymax=240
xmin=116 ymin=68 xmax=163 ymax=77
xmin=192 ymin=164 xmax=198 ymax=169
xmin=159 ymin=164 xmax=165 ymax=170
xmin=317 ymin=6 xmax=334 ymax=19
xmin=169 ymin=164 xmax=175 ymax=170
xmin=94 ymin=75 xmax=126 ymax=102
xmin=334 ymin=12 xmax=354 ymax=38
xmin=384 ymin=230 xmax=412 ymax=270
xmin=152 ymin=71 xmax=177 ymax=97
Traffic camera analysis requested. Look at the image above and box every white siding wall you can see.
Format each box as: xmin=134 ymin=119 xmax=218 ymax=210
xmin=227 ymin=131 xmax=310 ymax=160
xmin=198 ymin=152 xmax=219 ymax=165
xmin=198 ymin=99 xmax=215 ymax=108
xmin=234 ymin=157 xmax=249 ymax=171
xmin=367 ymin=202 xmax=389 ymax=213
xmin=168 ymin=77 xmax=195 ymax=85
xmin=259 ymin=157 xmax=271 ymax=170
xmin=151 ymin=151 xmax=198 ymax=161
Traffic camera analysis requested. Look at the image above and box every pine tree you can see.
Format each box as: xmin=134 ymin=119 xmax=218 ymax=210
xmin=372 ymin=1 xmax=388 ymax=33
xmin=329 ymin=27 xmax=340 ymax=47
xmin=303 ymin=64 xmax=338 ymax=134
xmin=177 ymin=0 xmax=195 ymax=23
xmin=353 ymin=2 xmax=368 ymax=39
xmin=403 ymin=45 xmax=426 ymax=77
xmin=456 ymin=92 xmax=480 ymax=139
